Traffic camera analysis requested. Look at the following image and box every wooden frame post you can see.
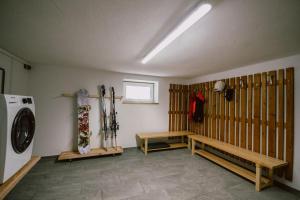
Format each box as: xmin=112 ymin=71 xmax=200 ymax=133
xmin=256 ymin=164 xmax=262 ymax=191
xmin=192 ymin=139 xmax=195 ymax=155
xmin=269 ymin=168 xmax=274 ymax=186
xmin=144 ymin=138 xmax=148 ymax=155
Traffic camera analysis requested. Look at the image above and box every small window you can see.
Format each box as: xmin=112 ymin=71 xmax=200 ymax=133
xmin=123 ymin=79 xmax=158 ymax=104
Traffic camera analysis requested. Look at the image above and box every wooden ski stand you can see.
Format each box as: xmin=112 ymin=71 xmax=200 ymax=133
xmin=0 ymin=156 xmax=41 ymax=199
xmin=58 ymin=147 xmax=123 ymax=161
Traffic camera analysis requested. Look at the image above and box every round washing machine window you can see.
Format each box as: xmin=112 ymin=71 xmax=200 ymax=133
xmin=11 ymin=108 xmax=35 ymax=154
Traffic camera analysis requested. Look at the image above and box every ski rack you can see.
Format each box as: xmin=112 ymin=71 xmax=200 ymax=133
xmin=58 ymin=147 xmax=123 ymax=161
xmin=61 ymin=93 xmax=123 ymax=100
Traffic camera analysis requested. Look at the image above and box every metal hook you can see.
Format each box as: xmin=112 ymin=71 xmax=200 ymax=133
xmin=240 ymin=79 xmax=244 ymax=88
xmin=268 ymin=74 xmax=273 ymax=85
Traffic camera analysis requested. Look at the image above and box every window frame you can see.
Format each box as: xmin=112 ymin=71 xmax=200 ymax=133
xmin=123 ymin=79 xmax=159 ymax=104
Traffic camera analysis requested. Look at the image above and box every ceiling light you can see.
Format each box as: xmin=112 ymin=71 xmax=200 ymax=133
xmin=141 ymin=3 xmax=212 ymax=64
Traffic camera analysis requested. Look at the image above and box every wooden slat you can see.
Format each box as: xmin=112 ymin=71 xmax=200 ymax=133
xmin=178 ymin=85 xmax=183 ymax=131
xmin=0 ymin=156 xmax=41 ymax=199
xmin=240 ymin=76 xmax=247 ymax=148
xmin=138 ymin=131 xmax=195 ymax=139
xmin=183 ymin=84 xmax=186 ymax=131
xmin=229 ymin=78 xmax=235 ymax=145
xmin=277 ymin=70 xmax=284 ymax=160
xmin=172 ymin=84 xmax=176 ymax=131
xmin=188 ymin=85 xmax=191 ymax=131
xmin=253 ymin=73 xmax=261 ymax=153
xmin=204 ymin=82 xmax=209 ymax=137
xmin=176 ymin=84 xmax=179 ymax=131
xmin=261 ymin=72 xmax=267 ymax=155
xmin=285 ymin=67 xmax=294 ymax=180
xmin=169 ymin=84 xmax=172 ymax=131
xmin=58 ymin=147 xmax=123 ymax=161
xmin=216 ymin=86 xmax=220 ymax=140
xmin=208 ymin=82 xmax=212 ymax=137
xmin=220 ymin=80 xmax=225 ymax=142
xmin=212 ymin=81 xmax=217 ymax=139
xmin=235 ymin=77 xmax=240 ymax=146
xmin=247 ymin=75 xmax=253 ymax=151
xmin=268 ymin=71 xmax=276 ymax=157
xmin=225 ymin=79 xmax=230 ymax=143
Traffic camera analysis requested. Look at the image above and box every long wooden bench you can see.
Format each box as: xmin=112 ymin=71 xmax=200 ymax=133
xmin=137 ymin=131 xmax=194 ymax=155
xmin=189 ymin=135 xmax=288 ymax=191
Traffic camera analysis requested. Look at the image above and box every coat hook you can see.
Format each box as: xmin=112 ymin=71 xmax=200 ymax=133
xmin=240 ymin=79 xmax=244 ymax=88
xmin=268 ymin=74 xmax=273 ymax=85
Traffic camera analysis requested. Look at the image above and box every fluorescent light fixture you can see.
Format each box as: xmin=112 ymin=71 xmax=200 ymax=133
xmin=141 ymin=3 xmax=212 ymax=64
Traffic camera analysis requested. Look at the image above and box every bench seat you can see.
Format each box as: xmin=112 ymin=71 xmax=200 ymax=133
xmin=189 ymin=135 xmax=288 ymax=191
xmin=137 ymin=131 xmax=194 ymax=155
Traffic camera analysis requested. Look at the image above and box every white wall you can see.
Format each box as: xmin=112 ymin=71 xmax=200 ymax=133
xmin=28 ymin=65 xmax=185 ymax=156
xmin=0 ymin=49 xmax=29 ymax=95
xmin=188 ymin=54 xmax=300 ymax=190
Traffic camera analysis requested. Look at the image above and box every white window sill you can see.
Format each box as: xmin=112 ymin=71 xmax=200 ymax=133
xmin=122 ymin=100 xmax=159 ymax=105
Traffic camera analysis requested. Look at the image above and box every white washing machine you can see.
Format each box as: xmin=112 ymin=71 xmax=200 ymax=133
xmin=0 ymin=94 xmax=35 ymax=183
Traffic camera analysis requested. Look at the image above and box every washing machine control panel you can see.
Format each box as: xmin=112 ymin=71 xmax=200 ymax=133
xmin=22 ymin=98 xmax=33 ymax=104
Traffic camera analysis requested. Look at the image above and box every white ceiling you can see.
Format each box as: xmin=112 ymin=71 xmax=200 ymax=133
xmin=0 ymin=0 xmax=300 ymax=77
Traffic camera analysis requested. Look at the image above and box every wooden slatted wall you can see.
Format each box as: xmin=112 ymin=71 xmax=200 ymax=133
xmin=169 ymin=67 xmax=294 ymax=181
xmin=169 ymin=84 xmax=189 ymax=131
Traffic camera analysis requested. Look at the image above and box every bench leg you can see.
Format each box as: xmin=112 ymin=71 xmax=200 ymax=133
xmin=144 ymin=138 xmax=148 ymax=156
xmin=188 ymin=137 xmax=191 ymax=149
xmin=269 ymin=168 xmax=274 ymax=186
xmin=256 ymin=164 xmax=262 ymax=192
xmin=191 ymin=139 xmax=195 ymax=155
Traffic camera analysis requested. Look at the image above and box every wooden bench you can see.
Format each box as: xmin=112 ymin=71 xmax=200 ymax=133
xmin=137 ymin=131 xmax=194 ymax=155
xmin=189 ymin=135 xmax=288 ymax=191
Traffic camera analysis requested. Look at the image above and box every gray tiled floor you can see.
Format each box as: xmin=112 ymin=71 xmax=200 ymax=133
xmin=6 ymin=148 xmax=300 ymax=200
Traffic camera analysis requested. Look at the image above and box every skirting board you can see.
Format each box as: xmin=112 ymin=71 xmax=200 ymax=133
xmin=58 ymin=147 xmax=123 ymax=161
xmin=0 ymin=156 xmax=41 ymax=199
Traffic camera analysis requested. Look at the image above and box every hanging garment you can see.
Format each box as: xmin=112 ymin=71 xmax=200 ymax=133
xmin=193 ymin=91 xmax=205 ymax=122
xmin=189 ymin=91 xmax=205 ymax=122
xmin=188 ymin=93 xmax=196 ymax=120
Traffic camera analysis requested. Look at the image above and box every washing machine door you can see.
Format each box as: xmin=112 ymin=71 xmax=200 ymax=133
xmin=11 ymin=108 xmax=35 ymax=154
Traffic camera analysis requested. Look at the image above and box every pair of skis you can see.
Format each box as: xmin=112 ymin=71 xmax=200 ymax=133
xmin=99 ymin=85 xmax=119 ymax=150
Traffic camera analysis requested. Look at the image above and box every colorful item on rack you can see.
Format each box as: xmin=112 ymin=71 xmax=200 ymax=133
xmin=189 ymin=90 xmax=205 ymax=122
xmin=77 ymin=89 xmax=92 ymax=154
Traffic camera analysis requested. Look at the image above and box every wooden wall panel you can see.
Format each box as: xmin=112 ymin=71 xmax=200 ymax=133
xmin=235 ymin=77 xmax=240 ymax=146
xmin=261 ymin=73 xmax=267 ymax=155
xmin=220 ymin=81 xmax=225 ymax=142
xmin=204 ymin=82 xmax=209 ymax=137
xmin=212 ymin=81 xmax=217 ymax=139
xmin=277 ymin=70 xmax=284 ymax=160
xmin=253 ymin=74 xmax=261 ymax=153
xmin=216 ymin=87 xmax=220 ymax=140
xmin=268 ymin=71 xmax=276 ymax=157
xmin=240 ymin=76 xmax=247 ymax=148
xmin=247 ymin=75 xmax=253 ymax=151
xmin=286 ymin=68 xmax=294 ymax=181
xmin=168 ymin=67 xmax=294 ymax=181
xmin=229 ymin=78 xmax=235 ymax=145
xmin=225 ymin=79 xmax=230 ymax=143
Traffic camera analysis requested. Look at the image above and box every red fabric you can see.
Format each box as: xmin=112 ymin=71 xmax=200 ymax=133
xmin=189 ymin=91 xmax=205 ymax=121
xmin=197 ymin=91 xmax=205 ymax=102
xmin=189 ymin=94 xmax=195 ymax=120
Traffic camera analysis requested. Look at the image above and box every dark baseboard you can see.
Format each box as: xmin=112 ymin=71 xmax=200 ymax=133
xmin=274 ymin=181 xmax=300 ymax=197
